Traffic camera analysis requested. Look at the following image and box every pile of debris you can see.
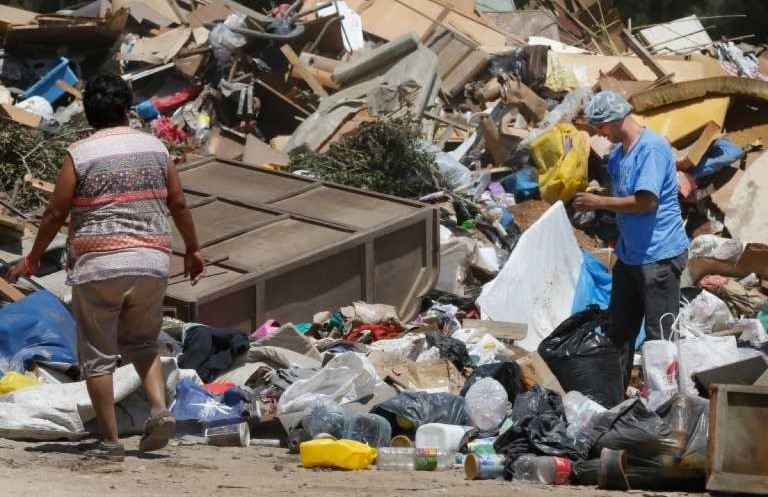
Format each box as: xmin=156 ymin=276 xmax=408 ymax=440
xmin=0 ymin=0 xmax=767 ymax=495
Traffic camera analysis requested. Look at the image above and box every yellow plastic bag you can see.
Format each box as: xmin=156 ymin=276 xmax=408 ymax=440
xmin=300 ymin=439 xmax=377 ymax=470
xmin=530 ymin=123 xmax=588 ymax=204
xmin=0 ymin=371 xmax=41 ymax=394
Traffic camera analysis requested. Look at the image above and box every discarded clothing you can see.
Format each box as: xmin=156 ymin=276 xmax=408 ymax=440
xmin=179 ymin=325 xmax=250 ymax=383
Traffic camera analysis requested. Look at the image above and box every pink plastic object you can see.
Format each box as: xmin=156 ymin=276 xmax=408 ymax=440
xmin=250 ymin=319 xmax=281 ymax=340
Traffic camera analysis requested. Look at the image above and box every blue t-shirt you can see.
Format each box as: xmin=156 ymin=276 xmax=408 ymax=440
xmin=608 ymin=128 xmax=689 ymax=265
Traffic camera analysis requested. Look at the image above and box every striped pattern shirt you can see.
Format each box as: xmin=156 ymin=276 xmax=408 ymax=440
xmin=66 ymin=126 xmax=172 ymax=285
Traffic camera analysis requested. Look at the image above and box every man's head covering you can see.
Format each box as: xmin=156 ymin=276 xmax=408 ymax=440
xmin=584 ymin=91 xmax=633 ymax=124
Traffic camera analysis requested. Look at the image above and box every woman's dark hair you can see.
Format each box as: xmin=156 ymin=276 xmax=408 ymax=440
xmin=83 ymin=74 xmax=132 ymax=129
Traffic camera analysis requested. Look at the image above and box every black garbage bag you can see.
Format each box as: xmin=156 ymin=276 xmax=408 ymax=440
xmin=537 ymin=305 xmax=624 ymax=408
xmin=509 ymin=385 xmax=564 ymax=425
xmin=494 ymin=385 xmax=591 ymax=477
xmin=588 ymin=398 xmax=671 ymax=459
xmin=572 ymin=455 xmax=706 ymax=491
xmin=371 ymin=391 xmax=468 ymax=435
xmin=460 ymin=362 xmax=523 ymax=404
xmin=425 ymin=332 xmax=472 ymax=371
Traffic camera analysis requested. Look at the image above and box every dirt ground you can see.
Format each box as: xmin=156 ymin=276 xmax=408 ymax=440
xmin=0 ymin=437 xmax=700 ymax=497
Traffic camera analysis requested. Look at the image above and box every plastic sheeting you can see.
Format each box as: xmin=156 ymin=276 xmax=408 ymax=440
xmin=477 ymin=201 xmax=582 ymax=351
xmin=372 ymin=391 xmax=468 ymax=434
xmin=0 ymin=291 xmax=76 ymax=374
xmin=572 ymin=250 xmax=612 ymax=312
xmin=277 ymin=352 xmax=380 ymax=415
xmin=0 ymin=359 xmax=181 ymax=440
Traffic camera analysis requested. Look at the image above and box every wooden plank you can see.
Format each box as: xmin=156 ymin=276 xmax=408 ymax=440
xmin=462 ymin=318 xmax=527 ymax=341
xmin=23 ymin=173 xmax=55 ymax=194
xmin=442 ymin=49 xmax=490 ymax=96
xmin=707 ymin=384 xmax=768 ymax=495
xmin=621 ymin=28 xmax=669 ymax=79
xmin=683 ymin=120 xmax=722 ymax=167
xmin=0 ymin=277 xmax=25 ymax=302
xmin=280 ymin=44 xmax=328 ymax=98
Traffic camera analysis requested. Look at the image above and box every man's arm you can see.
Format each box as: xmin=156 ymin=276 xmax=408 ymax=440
xmin=166 ymin=159 xmax=205 ymax=284
xmin=572 ymin=190 xmax=658 ymax=214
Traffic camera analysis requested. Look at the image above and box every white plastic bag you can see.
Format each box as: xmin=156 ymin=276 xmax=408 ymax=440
xmin=277 ymin=352 xmax=380 ymax=415
xmin=641 ymin=313 xmax=680 ymax=409
xmin=677 ymin=332 xmax=739 ymax=395
xmin=678 ymin=290 xmax=732 ymax=335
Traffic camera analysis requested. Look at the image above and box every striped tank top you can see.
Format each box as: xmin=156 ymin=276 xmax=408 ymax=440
xmin=66 ymin=126 xmax=172 ymax=285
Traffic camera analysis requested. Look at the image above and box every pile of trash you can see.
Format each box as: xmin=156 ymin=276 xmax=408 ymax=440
xmin=0 ymin=0 xmax=767 ymax=494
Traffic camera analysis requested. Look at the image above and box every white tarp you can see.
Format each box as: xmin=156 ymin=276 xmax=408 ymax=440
xmin=476 ymin=201 xmax=582 ymax=351
xmin=0 ymin=359 xmax=182 ymax=440
xmin=277 ymin=352 xmax=380 ymax=415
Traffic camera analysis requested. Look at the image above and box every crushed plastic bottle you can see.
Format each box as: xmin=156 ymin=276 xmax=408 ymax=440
xmin=512 ymin=454 xmax=572 ymax=484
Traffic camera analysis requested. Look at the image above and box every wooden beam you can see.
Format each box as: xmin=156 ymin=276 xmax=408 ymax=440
xmin=280 ymin=44 xmax=329 ymax=98
xmin=620 ymin=28 xmax=669 ymax=79
xmin=0 ymin=277 xmax=25 ymax=302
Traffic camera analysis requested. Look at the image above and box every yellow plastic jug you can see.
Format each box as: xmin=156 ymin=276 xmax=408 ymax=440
xmin=299 ymin=439 xmax=377 ymax=470
xmin=0 ymin=372 xmax=41 ymax=394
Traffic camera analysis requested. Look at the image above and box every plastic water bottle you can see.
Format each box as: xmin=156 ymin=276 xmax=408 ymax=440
xmin=563 ymin=391 xmax=606 ymax=437
xmin=302 ymin=400 xmax=345 ymax=439
xmin=511 ymin=455 xmax=572 ymax=484
xmin=341 ymin=413 xmax=392 ymax=448
xmin=376 ymin=447 xmax=415 ymax=471
xmin=195 ymin=112 xmax=211 ymax=144
xmin=464 ymin=378 xmax=509 ymax=431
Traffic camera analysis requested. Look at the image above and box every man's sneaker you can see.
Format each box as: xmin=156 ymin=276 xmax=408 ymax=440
xmin=82 ymin=441 xmax=125 ymax=462
xmin=139 ymin=409 xmax=176 ymax=452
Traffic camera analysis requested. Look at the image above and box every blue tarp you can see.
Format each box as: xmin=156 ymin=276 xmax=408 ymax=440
xmin=572 ymin=250 xmax=612 ymax=313
xmin=0 ymin=291 xmax=76 ymax=374
xmin=171 ymin=379 xmax=246 ymax=430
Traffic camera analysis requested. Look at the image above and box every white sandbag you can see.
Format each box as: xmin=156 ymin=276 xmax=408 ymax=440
xmin=0 ymin=359 xmax=180 ymax=440
xmin=477 ymin=201 xmax=581 ymax=351
xmin=277 ymin=352 xmax=380 ymax=415
xmin=677 ymin=334 xmax=739 ymax=395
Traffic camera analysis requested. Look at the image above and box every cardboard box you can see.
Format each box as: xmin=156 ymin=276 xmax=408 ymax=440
xmin=516 ymin=352 xmax=565 ymax=396
xmin=688 ymin=243 xmax=768 ymax=282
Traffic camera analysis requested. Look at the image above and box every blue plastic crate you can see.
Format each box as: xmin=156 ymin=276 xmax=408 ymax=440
xmin=21 ymin=57 xmax=79 ymax=104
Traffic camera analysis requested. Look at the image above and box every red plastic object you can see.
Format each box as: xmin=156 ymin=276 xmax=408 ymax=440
xmin=152 ymin=116 xmax=187 ymax=145
xmin=203 ymin=382 xmax=236 ymax=395
xmin=151 ymin=85 xmax=202 ymax=115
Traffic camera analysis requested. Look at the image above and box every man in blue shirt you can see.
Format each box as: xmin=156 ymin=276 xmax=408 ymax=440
xmin=573 ymin=91 xmax=689 ymax=389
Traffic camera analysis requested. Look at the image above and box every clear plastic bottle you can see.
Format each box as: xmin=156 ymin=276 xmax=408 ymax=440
xmin=195 ymin=112 xmax=211 ymax=144
xmin=415 ymin=448 xmax=454 ymax=471
xmin=511 ymin=455 xmax=572 ymax=484
xmin=464 ymin=377 xmax=509 ymax=431
xmin=341 ymin=413 xmax=392 ymax=448
xmin=563 ymin=391 xmax=606 ymax=438
xmin=302 ymin=399 xmax=345 ymax=439
xmin=376 ymin=447 xmax=415 ymax=471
